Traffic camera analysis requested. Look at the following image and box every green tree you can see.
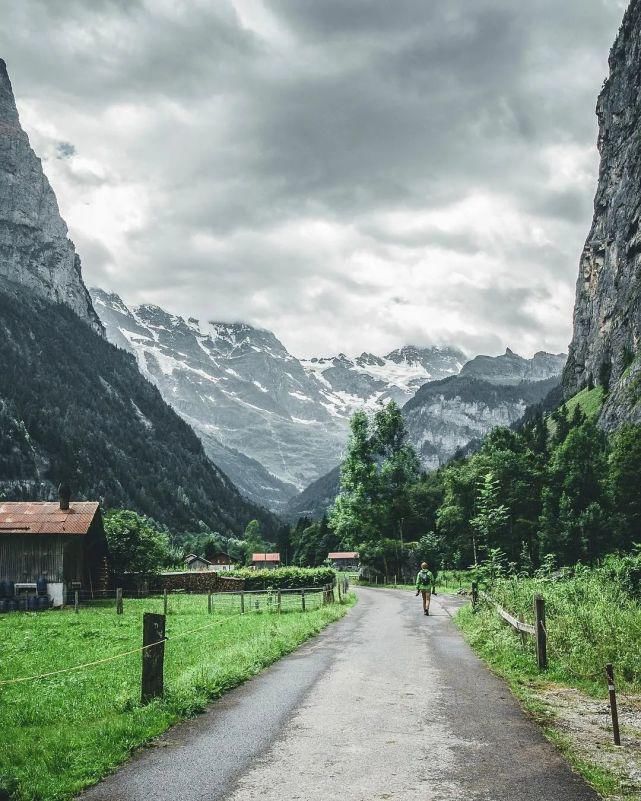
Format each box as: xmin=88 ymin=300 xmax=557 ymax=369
xmin=330 ymin=402 xmax=420 ymax=549
xmin=609 ymin=424 xmax=641 ymax=550
xmin=470 ymin=471 xmax=509 ymax=566
xmin=540 ymin=421 xmax=609 ymax=563
xmin=103 ymin=509 xmax=170 ymax=576
xmin=243 ymin=519 xmax=268 ymax=565
xmin=329 ymin=410 xmax=378 ymax=546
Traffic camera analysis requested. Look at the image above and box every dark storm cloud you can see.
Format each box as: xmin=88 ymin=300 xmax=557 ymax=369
xmin=55 ymin=141 xmax=76 ymax=159
xmin=0 ymin=0 xmax=628 ymax=357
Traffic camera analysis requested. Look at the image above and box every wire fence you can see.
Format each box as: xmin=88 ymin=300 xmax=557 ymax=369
xmin=0 ymin=586 xmax=339 ymax=688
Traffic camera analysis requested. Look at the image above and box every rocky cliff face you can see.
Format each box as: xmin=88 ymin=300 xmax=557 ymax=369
xmin=403 ymin=374 xmax=561 ymax=470
xmin=0 ymin=59 xmax=101 ymax=333
xmin=564 ymin=1 xmax=641 ymax=426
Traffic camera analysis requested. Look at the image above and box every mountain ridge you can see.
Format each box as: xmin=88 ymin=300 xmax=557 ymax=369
xmin=92 ymin=288 xmax=470 ymax=508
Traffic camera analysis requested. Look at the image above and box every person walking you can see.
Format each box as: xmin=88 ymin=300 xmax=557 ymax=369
xmin=415 ymin=562 xmax=434 ymax=615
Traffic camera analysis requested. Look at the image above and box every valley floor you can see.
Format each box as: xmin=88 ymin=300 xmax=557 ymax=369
xmin=81 ymin=588 xmax=598 ymax=801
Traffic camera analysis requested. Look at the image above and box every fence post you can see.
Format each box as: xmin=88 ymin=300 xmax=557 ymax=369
xmin=240 ymin=591 xmax=245 ymax=614
xmin=163 ymin=589 xmax=168 ymax=616
xmin=141 ymin=612 xmax=166 ymax=704
xmin=207 ymin=592 xmax=212 ymax=614
xmin=338 ymin=581 xmax=342 ymax=603
xmin=534 ymin=594 xmax=547 ymax=670
xmin=74 ymin=590 xmax=79 ymax=614
xmin=471 ymin=582 xmax=478 ymax=611
xmin=277 ymin=589 xmax=281 ymax=613
xmin=301 ymin=589 xmax=306 ymax=612
xmin=116 ymin=587 xmax=123 ymax=615
xmin=605 ymin=663 xmax=621 ymax=746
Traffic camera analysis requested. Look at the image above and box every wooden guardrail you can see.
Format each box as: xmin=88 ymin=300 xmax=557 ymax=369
xmin=474 ymin=583 xmax=623 ymax=745
xmin=476 ymin=586 xmax=546 ymax=670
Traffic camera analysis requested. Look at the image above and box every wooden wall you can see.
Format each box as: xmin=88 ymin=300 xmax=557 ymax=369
xmin=0 ymin=535 xmax=83 ymax=583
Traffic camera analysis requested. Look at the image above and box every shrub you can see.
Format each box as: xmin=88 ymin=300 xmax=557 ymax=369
xmin=228 ymin=566 xmax=336 ymax=590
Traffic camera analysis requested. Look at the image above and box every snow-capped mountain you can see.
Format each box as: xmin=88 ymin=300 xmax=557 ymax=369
xmin=91 ymin=289 xmax=467 ymax=510
xmin=301 ymin=345 xmax=465 ymax=413
xmin=91 ymin=290 xmax=347 ymax=509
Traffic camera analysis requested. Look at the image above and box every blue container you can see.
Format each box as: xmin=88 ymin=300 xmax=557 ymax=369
xmin=7 ymin=599 xmax=18 ymax=612
xmin=0 ymin=599 xmax=9 ymax=613
xmin=36 ymin=576 xmax=47 ymax=596
xmin=37 ymin=595 xmax=50 ymax=611
xmin=27 ymin=595 xmax=38 ymax=611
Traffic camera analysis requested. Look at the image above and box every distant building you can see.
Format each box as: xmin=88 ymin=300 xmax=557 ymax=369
xmin=328 ymin=551 xmax=359 ymax=570
xmin=184 ymin=552 xmax=236 ymax=572
xmin=184 ymin=554 xmax=213 ymax=571
xmin=209 ymin=552 xmax=235 ymax=572
xmin=251 ymin=552 xmax=281 ymax=569
xmin=0 ymin=486 xmax=109 ymax=607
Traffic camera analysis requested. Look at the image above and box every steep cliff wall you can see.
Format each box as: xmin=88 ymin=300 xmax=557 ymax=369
xmin=564 ymin=1 xmax=641 ymax=427
xmin=0 ymin=58 xmax=101 ymax=332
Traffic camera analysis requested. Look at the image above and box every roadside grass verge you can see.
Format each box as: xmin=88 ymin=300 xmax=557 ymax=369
xmin=462 ymin=571 xmax=641 ymax=695
xmin=0 ymin=593 xmax=355 ymax=801
xmin=455 ymin=569 xmax=641 ymax=799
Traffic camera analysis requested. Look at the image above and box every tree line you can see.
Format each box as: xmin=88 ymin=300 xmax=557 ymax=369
xmin=319 ymin=394 xmax=641 ymax=576
xmin=103 ymin=390 xmax=641 ymax=579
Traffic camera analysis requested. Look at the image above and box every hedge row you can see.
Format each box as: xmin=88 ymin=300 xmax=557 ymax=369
xmin=228 ymin=566 xmax=336 ymax=591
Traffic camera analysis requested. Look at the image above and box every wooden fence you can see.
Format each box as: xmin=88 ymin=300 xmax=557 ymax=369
xmin=473 ymin=582 xmax=622 ymax=746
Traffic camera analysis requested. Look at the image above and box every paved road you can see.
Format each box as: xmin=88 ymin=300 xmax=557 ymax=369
xmin=81 ymin=588 xmax=599 ymax=801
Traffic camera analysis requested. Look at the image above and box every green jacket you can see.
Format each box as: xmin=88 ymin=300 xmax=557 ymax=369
xmin=416 ymin=569 xmax=434 ymax=591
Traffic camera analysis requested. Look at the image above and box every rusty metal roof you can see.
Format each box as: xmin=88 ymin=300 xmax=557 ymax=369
xmin=251 ymin=552 xmax=280 ymax=562
xmin=0 ymin=502 xmax=100 ymax=535
xmin=328 ymin=552 xmax=359 ymax=559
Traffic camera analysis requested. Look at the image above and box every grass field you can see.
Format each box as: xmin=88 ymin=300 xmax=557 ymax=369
xmin=0 ymin=591 xmax=354 ymax=801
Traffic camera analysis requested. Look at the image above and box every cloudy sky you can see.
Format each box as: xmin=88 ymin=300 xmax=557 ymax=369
xmin=0 ymin=0 xmax=627 ymax=358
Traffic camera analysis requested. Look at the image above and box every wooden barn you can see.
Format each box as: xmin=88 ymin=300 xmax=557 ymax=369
xmin=0 ymin=487 xmax=109 ymax=607
xmin=328 ymin=551 xmax=360 ymax=570
xmin=251 ymin=552 xmax=281 ymax=569
xmin=209 ymin=551 xmax=235 ymax=572
xmin=184 ymin=553 xmax=213 ymax=571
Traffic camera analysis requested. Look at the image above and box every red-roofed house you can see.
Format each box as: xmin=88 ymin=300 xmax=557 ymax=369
xmin=328 ymin=551 xmax=359 ymax=570
xmin=251 ymin=552 xmax=281 ymax=569
xmin=0 ymin=486 xmax=109 ymax=607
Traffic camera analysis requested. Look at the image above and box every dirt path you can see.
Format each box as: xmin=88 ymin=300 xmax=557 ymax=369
xmin=80 ymin=588 xmax=600 ymax=801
